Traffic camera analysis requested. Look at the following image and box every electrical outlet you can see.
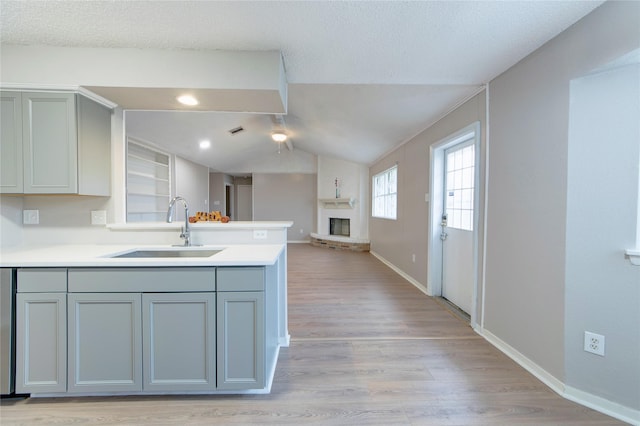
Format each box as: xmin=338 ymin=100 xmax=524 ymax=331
xmin=253 ymin=230 xmax=268 ymax=240
xmin=23 ymin=210 xmax=39 ymax=225
xmin=91 ymin=210 xmax=107 ymax=225
xmin=584 ymin=331 xmax=605 ymax=356
xmin=412 ymin=254 xmax=416 ymax=263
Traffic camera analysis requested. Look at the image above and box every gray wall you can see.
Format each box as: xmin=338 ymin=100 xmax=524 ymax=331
xmin=174 ymin=156 xmax=209 ymax=221
xmin=485 ymin=0 xmax=639 ymax=397
xmin=253 ymin=173 xmax=316 ymax=242
xmin=369 ymin=0 xmax=640 ymax=415
xmin=369 ymin=91 xmax=486 ymax=298
xmin=565 ymin=62 xmax=640 ymax=409
xmin=208 ymin=172 xmax=226 ymax=215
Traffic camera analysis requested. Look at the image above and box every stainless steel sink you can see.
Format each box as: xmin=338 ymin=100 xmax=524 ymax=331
xmin=111 ymin=249 xmax=222 ymax=258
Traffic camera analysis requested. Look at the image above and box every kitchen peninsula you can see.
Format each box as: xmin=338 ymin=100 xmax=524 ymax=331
xmin=1 ymin=221 xmax=292 ymax=397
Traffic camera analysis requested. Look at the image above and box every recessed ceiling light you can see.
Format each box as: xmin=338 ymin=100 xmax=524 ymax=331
xmin=199 ymin=140 xmax=211 ymax=149
xmin=177 ymin=95 xmax=198 ymax=106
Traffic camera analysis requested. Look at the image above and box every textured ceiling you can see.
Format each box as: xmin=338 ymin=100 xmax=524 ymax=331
xmin=1 ymin=0 xmax=604 ymax=169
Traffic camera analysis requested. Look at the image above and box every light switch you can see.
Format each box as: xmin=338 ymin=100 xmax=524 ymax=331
xmin=23 ymin=210 xmax=39 ymax=225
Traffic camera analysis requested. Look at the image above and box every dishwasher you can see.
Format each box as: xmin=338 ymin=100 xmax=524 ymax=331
xmin=0 ymin=268 xmax=15 ymax=396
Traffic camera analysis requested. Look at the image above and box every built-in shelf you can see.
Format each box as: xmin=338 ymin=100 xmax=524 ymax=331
xmin=126 ymin=139 xmax=171 ymax=223
xmin=318 ymin=198 xmax=356 ymax=209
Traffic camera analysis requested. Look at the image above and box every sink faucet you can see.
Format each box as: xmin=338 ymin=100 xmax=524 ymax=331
xmin=166 ymin=196 xmax=191 ymax=246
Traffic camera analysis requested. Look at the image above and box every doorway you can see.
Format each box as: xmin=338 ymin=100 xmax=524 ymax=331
xmin=225 ymin=183 xmax=233 ymax=220
xmin=236 ymin=184 xmax=253 ymax=221
xmin=428 ymin=122 xmax=480 ymax=322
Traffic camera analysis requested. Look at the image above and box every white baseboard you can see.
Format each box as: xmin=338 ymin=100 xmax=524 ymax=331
xmin=288 ymin=240 xmax=310 ymax=244
xmin=369 ymin=251 xmax=429 ymax=295
xmin=480 ymin=328 xmax=639 ymax=425
xmin=279 ymin=334 xmax=291 ymax=347
xmin=480 ymin=328 xmax=566 ymax=393
xmin=564 ymin=385 xmax=639 ymax=425
xmin=367 ymin=251 xmax=638 ymax=425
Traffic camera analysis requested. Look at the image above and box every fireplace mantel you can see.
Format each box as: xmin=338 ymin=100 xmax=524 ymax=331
xmin=318 ymin=197 xmax=355 ymax=209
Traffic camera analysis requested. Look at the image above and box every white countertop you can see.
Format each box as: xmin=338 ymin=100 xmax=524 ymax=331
xmin=107 ymin=221 xmax=293 ymax=231
xmin=0 ymin=244 xmax=285 ymax=268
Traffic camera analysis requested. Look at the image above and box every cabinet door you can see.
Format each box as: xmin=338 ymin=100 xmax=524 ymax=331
xmin=22 ymin=92 xmax=77 ymax=194
xmin=68 ymin=293 xmax=142 ymax=393
xmin=0 ymin=92 xmax=23 ymax=193
xmin=217 ymin=291 xmax=265 ymax=390
xmin=142 ymin=293 xmax=216 ymax=391
xmin=76 ymin=95 xmax=111 ymax=196
xmin=16 ymin=293 xmax=67 ymax=393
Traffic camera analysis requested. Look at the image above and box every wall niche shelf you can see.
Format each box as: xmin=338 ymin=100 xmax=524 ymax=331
xmin=318 ymin=198 xmax=356 ymax=209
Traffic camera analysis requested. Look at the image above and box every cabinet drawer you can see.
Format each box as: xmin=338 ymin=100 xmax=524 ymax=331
xmin=17 ymin=268 xmax=67 ymax=293
xmin=68 ymin=268 xmax=216 ymax=292
xmin=217 ymin=267 xmax=264 ymax=292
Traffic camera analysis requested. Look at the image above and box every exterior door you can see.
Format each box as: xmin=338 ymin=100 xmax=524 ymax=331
xmin=441 ymin=140 xmax=475 ymax=314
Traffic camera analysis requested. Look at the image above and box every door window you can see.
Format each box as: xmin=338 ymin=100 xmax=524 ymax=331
xmin=444 ymin=142 xmax=474 ymax=231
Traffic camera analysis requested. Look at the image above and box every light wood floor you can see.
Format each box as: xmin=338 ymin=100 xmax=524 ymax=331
xmin=1 ymin=244 xmax=624 ymax=425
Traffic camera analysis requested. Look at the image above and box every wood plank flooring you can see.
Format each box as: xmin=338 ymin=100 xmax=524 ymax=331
xmin=1 ymin=244 xmax=624 ymax=425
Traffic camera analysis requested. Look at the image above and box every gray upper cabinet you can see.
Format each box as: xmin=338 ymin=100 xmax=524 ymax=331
xmin=0 ymin=91 xmax=111 ymax=195
xmin=22 ymin=92 xmax=78 ymax=194
xmin=0 ymin=92 xmax=23 ymax=193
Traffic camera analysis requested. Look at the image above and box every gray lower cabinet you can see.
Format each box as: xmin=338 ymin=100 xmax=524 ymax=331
xmin=67 ymin=293 xmax=143 ymax=393
xmin=15 ymin=292 xmax=67 ymax=393
xmin=217 ymin=267 xmax=266 ymax=390
xmin=14 ymin=266 xmax=273 ymax=395
xmin=142 ymin=293 xmax=216 ymax=391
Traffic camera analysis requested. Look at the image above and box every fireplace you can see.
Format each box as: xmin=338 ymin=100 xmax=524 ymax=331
xmin=329 ymin=218 xmax=350 ymax=237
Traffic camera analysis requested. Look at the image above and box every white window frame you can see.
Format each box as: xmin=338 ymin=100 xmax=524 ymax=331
xmin=371 ymin=165 xmax=398 ymax=220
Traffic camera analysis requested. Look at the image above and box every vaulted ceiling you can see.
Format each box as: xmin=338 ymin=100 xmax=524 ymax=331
xmin=1 ymin=1 xmax=604 ymax=172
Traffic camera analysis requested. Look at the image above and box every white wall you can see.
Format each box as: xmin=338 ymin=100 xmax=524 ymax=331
xmin=316 ymin=156 xmax=369 ymax=239
xmin=565 ymin=62 xmax=640 ymax=410
xmin=226 ymin=147 xmax=317 ymax=174
xmin=0 ymin=196 xmax=23 ymax=249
